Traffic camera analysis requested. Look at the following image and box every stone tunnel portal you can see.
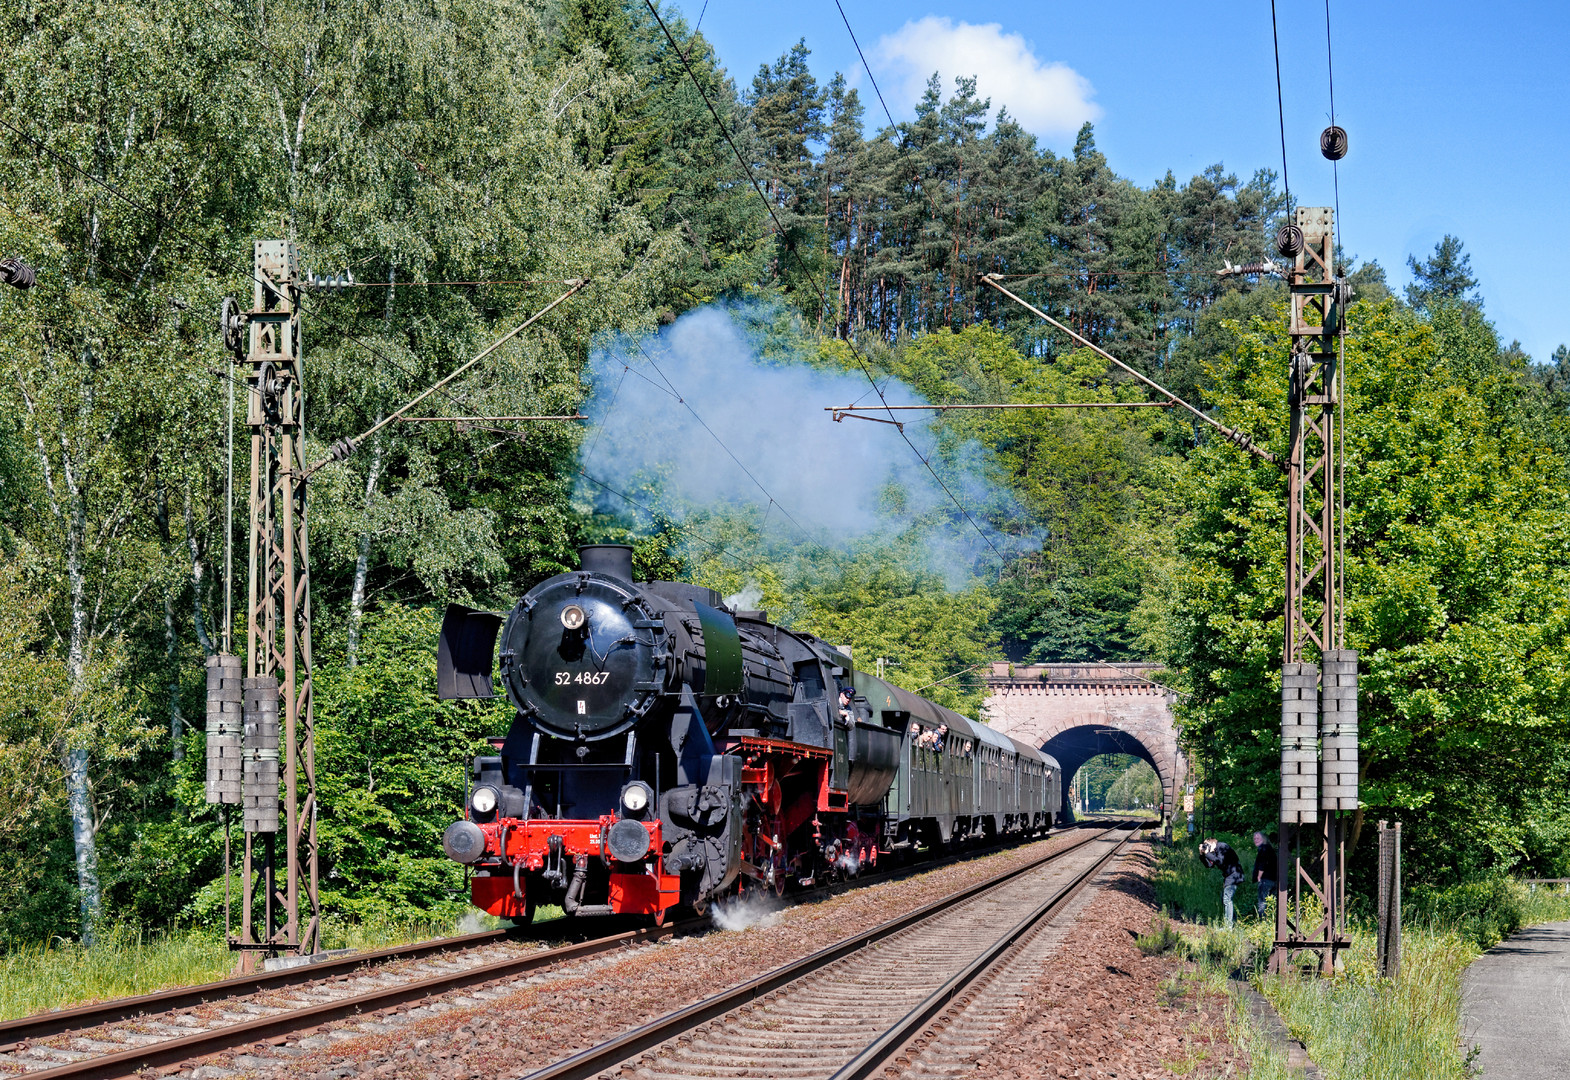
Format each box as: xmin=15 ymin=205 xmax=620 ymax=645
xmin=982 ymin=663 xmax=1186 ymax=824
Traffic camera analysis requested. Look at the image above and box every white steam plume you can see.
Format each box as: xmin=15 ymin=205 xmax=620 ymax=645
xmin=577 ymin=306 xmax=1037 ymax=583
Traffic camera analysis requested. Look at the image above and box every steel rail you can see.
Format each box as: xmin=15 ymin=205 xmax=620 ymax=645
xmin=831 ymin=825 xmax=1134 ymax=1079
xmin=518 ymin=823 xmax=1132 ymax=1080
xmin=1 ymin=825 xmax=1053 ymax=1049
xmin=6 ymin=827 xmax=1077 ymax=1076
xmin=10 ymin=917 xmax=692 ymax=1080
xmin=0 ymin=926 xmax=518 ymax=1047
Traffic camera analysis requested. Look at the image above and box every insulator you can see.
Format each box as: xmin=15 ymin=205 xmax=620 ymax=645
xmin=329 ymin=436 xmax=356 ymax=461
xmin=1320 ymin=125 xmax=1348 ymax=161
xmin=306 ymin=270 xmax=354 ymax=293
xmin=218 ymin=296 xmax=244 ymax=354
xmin=1275 ymin=224 xmax=1305 ymax=259
xmin=0 ymin=257 xmax=37 ymax=289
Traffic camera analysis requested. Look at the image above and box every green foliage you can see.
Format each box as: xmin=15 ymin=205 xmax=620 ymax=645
xmin=1404 ymin=876 xmax=1570 ymax=952
xmin=1164 ymin=299 xmax=1570 ymax=886
xmin=875 ymin=326 xmax=1169 ymax=662
xmin=1133 ymin=914 xmax=1181 ymax=956
xmin=1 ymin=0 xmax=1564 ymax=953
xmin=313 ymin=605 xmax=510 ymax=923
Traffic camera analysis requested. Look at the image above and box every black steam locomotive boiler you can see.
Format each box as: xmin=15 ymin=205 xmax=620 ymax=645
xmin=437 ymin=545 xmax=1060 ymax=921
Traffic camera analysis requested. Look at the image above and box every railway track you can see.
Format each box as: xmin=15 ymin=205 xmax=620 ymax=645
xmin=0 ymin=827 xmax=1097 ymax=1079
xmin=521 ymin=822 xmax=1136 ymax=1080
xmin=0 ymin=919 xmax=685 ymax=1079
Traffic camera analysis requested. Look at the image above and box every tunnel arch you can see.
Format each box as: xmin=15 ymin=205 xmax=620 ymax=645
xmin=982 ymin=663 xmax=1187 ymax=822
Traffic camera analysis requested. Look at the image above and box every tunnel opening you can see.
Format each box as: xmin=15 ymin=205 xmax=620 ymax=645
xmin=1043 ymin=723 xmax=1174 ymax=825
xmin=1068 ymin=754 xmax=1160 ymax=814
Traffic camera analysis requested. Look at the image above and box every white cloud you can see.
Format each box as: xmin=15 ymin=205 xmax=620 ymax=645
xmin=869 ymin=16 xmax=1101 ymax=140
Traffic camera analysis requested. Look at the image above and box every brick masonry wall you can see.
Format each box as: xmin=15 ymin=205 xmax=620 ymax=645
xmin=982 ymin=664 xmax=1186 ymax=819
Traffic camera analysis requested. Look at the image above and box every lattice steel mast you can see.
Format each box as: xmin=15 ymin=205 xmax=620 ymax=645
xmin=210 ymin=240 xmax=319 ymax=965
xmin=1271 ymin=205 xmax=1356 ymax=975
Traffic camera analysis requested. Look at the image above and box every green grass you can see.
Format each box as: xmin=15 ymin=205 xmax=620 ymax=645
xmin=1148 ymin=836 xmax=1570 ymax=1080
xmin=0 ymin=910 xmax=522 ymax=1021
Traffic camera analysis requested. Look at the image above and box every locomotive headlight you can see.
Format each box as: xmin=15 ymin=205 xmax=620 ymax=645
xmin=470 ymin=785 xmax=499 ymax=814
xmin=560 ymin=604 xmax=587 ymax=630
xmin=620 ymin=781 xmax=653 ymax=815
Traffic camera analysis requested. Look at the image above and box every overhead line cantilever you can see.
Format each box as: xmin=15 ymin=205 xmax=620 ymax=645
xmin=979 ymin=274 xmax=1280 ymax=469
xmin=306 ymin=278 xmax=590 ymax=476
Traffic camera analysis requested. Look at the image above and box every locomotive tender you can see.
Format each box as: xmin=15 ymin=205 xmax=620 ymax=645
xmin=438 ymin=545 xmax=1061 ymax=922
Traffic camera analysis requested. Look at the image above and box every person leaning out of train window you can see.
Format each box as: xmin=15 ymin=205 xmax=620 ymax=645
xmin=1199 ymin=838 xmax=1245 ymax=928
xmin=838 ymin=686 xmax=855 ymax=722
xmin=933 ymin=724 xmax=947 ymax=753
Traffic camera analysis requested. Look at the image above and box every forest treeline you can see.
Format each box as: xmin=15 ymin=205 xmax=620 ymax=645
xmin=1 ymin=0 xmax=1568 ymax=947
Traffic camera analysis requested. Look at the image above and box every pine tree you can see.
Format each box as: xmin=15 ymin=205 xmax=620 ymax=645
xmin=1406 ymin=234 xmax=1479 ymax=309
xmin=746 ymin=40 xmax=827 ymax=293
xmin=822 ymin=74 xmax=866 ymax=336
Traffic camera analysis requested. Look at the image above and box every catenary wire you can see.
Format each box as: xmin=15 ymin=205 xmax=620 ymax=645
xmin=5 ymin=15 xmax=993 ymax=576
xmin=1325 ymin=0 xmax=1346 ymax=643
xmin=1 ymin=40 xmax=773 ymax=591
xmin=625 ymin=336 xmax=838 ymax=561
xmin=831 ymin=0 xmax=899 ymax=134
xmin=577 ymin=469 xmax=768 ymax=574
xmin=641 ymin=0 xmax=796 ymax=264
xmin=1269 ymin=0 xmax=1291 ymax=206
xmin=1324 ymin=0 xmax=1342 ymax=251
xmin=0 ymin=111 xmax=583 ymax=441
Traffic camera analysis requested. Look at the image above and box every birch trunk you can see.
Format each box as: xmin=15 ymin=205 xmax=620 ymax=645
xmin=164 ymin=592 xmax=183 ymax=759
xmin=184 ymin=485 xmax=214 ymax=655
xmin=344 ymin=435 xmax=384 ymax=668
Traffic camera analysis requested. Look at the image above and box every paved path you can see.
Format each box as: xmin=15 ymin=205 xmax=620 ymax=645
xmin=1462 ymin=920 xmax=1570 ymax=1079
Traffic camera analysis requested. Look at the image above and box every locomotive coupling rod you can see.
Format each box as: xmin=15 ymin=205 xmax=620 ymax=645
xmin=979 ymin=274 xmax=1281 ymax=469
xmin=302 ymin=277 xmax=591 ymax=478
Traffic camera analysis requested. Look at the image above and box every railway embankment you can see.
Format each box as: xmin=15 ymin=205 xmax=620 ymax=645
xmin=1146 ymin=836 xmax=1570 ymax=1080
xmin=277 ymin=831 xmax=1100 ymax=1079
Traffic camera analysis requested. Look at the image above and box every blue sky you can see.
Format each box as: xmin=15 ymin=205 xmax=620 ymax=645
xmin=690 ymin=1 xmax=1569 ymax=364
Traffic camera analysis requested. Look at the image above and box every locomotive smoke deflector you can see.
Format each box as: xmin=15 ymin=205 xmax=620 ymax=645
xmin=692 ymin=601 xmax=743 ymax=695
xmin=437 ymin=604 xmax=503 ymax=700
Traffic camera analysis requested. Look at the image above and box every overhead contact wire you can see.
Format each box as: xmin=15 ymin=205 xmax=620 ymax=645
xmin=1270 ymin=0 xmax=1291 ymax=207
xmin=832 ymin=0 xmax=899 ymax=134
xmin=642 ymin=0 xmax=1004 ymax=569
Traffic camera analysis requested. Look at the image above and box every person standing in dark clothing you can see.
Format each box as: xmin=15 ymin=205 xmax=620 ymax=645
xmin=1199 ymin=838 xmax=1246 ymax=928
xmin=1253 ymin=831 xmax=1278 ymax=918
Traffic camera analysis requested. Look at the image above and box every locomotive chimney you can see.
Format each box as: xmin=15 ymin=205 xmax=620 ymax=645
xmin=578 ymin=544 xmax=634 ymax=581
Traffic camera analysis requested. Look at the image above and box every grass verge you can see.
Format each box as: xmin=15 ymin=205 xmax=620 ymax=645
xmin=1148 ymin=832 xmax=1570 ymax=1080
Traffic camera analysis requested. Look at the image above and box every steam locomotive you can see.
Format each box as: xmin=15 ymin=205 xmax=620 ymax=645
xmin=438 ymin=545 xmax=1061 ymax=922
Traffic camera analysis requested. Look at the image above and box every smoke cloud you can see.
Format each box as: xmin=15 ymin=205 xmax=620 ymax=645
xmin=577 ymin=306 xmax=1036 ymax=583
